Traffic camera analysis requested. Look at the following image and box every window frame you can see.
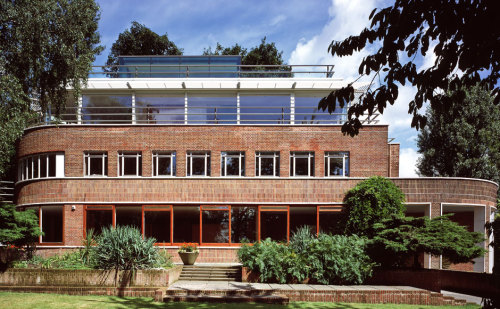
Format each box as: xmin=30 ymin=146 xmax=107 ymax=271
xmin=36 ymin=206 xmax=65 ymax=245
xmin=186 ymin=151 xmax=211 ymax=177
xmin=84 ymin=151 xmax=108 ymax=177
xmin=83 ymin=205 xmax=115 ymax=238
xmin=289 ymin=151 xmax=315 ymax=177
xmin=324 ymin=151 xmax=349 ymax=177
xmin=19 ymin=153 xmax=59 ymax=181
xmin=117 ymin=151 xmax=142 ymax=177
xmin=152 ymin=151 xmax=176 ymax=177
xmin=255 ymin=151 xmax=280 ymax=177
xmin=221 ymin=151 xmax=245 ymax=177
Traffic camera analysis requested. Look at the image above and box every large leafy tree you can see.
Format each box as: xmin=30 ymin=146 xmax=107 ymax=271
xmin=0 ymin=0 xmax=102 ymax=179
xmin=417 ymin=85 xmax=500 ymax=184
xmin=0 ymin=203 xmax=40 ymax=248
xmin=321 ymin=0 xmax=499 ymax=136
xmin=0 ymin=0 xmax=102 ymax=115
xmin=369 ymin=214 xmax=485 ymax=269
xmin=105 ymin=21 xmax=182 ymax=75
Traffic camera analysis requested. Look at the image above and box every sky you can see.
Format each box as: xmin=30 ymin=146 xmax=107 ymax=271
xmin=94 ymin=0 xmax=430 ymax=177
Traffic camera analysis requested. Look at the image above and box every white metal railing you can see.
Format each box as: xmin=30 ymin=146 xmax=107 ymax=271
xmin=0 ymin=181 xmax=14 ymax=204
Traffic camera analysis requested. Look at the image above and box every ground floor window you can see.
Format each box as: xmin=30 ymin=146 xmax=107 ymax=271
xmin=40 ymin=206 xmax=63 ymax=243
xmin=82 ymin=204 xmax=343 ymax=245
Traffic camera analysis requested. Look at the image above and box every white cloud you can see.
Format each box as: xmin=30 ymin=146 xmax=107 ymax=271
xmin=399 ymin=148 xmax=420 ymax=177
xmin=270 ymin=14 xmax=286 ymax=27
xmin=288 ymin=0 xmax=381 ymax=81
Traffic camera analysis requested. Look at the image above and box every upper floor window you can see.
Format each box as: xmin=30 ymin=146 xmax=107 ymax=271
xmin=256 ymin=151 xmax=280 ymax=177
xmin=84 ymin=152 xmax=107 ymax=177
xmin=153 ymin=151 xmax=176 ymax=176
xmin=19 ymin=152 xmax=63 ymax=181
xmin=221 ymin=152 xmax=245 ymax=177
xmin=118 ymin=151 xmax=142 ymax=176
xmin=325 ymin=152 xmax=349 ymax=177
xmin=290 ymin=152 xmax=314 ymax=177
xmin=187 ymin=151 xmax=210 ymax=177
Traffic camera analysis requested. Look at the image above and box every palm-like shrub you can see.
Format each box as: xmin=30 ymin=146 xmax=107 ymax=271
xmin=93 ymin=226 xmax=159 ymax=270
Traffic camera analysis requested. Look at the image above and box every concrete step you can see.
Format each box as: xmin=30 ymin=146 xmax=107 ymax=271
xmin=176 ymin=278 xmax=239 ymax=282
xmin=181 ymin=270 xmax=240 ymax=275
xmin=165 ymin=289 xmax=277 ymax=296
xmin=179 ymin=265 xmax=242 ymax=282
xmin=163 ymin=294 xmax=289 ymax=304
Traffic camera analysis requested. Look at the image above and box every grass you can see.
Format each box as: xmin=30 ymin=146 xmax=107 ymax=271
xmin=0 ymin=292 xmax=481 ymax=309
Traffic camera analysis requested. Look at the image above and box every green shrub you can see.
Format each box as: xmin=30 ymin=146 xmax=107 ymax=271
xmin=343 ymin=176 xmax=405 ymax=236
xmin=93 ymin=226 xmax=160 ymax=270
xmin=238 ymin=231 xmax=374 ymax=285
xmin=13 ymin=251 xmax=90 ymax=269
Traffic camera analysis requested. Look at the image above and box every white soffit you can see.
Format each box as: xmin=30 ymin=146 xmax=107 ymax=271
xmin=82 ymin=78 xmax=367 ymax=91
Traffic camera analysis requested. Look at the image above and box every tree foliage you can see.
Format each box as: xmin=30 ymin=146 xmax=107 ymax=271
xmin=105 ymin=21 xmax=182 ymax=74
xmin=416 ymin=85 xmax=500 ymax=185
xmin=369 ymin=214 xmax=486 ymax=269
xmin=321 ymin=0 xmax=499 ymax=136
xmin=0 ymin=76 xmax=36 ymax=178
xmin=342 ymin=176 xmax=406 ymax=236
xmin=0 ymin=0 xmax=103 ymax=115
xmin=0 ymin=203 xmax=40 ymax=248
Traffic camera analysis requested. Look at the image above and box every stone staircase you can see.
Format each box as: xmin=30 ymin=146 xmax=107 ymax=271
xmin=178 ymin=265 xmax=241 ymax=281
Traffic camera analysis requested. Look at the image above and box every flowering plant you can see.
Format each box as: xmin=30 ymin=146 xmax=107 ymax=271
xmin=178 ymin=242 xmax=198 ymax=253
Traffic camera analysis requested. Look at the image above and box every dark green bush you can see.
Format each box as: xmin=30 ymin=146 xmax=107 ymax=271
xmin=93 ymin=226 xmax=159 ymax=270
xmin=13 ymin=250 xmax=90 ymax=269
xmin=238 ymin=229 xmax=374 ymax=285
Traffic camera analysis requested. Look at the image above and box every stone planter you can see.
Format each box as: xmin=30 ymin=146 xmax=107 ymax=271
xmin=178 ymin=252 xmax=199 ymax=265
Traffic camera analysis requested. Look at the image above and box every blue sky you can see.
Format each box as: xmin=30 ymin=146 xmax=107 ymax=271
xmin=94 ymin=0 xmax=425 ymax=177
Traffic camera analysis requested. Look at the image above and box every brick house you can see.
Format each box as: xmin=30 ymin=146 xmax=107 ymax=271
xmin=14 ymin=56 xmax=497 ymax=272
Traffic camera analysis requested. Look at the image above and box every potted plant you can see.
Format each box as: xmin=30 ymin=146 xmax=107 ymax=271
xmin=178 ymin=243 xmax=199 ymax=265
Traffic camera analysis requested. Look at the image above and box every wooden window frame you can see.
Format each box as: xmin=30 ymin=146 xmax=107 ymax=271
xmin=258 ymin=205 xmax=290 ymax=242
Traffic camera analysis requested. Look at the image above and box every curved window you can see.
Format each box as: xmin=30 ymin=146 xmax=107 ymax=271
xmin=19 ymin=152 xmax=63 ymax=181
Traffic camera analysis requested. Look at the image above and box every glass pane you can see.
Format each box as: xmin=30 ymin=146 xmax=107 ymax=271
xmin=116 ymin=206 xmax=141 ymax=230
xmin=60 ymin=95 xmax=78 ymax=123
xmin=295 ymin=157 xmax=309 ymax=176
xmin=89 ymin=156 xmax=103 ymax=176
xmin=295 ymin=95 xmax=347 ymax=124
xmin=40 ymin=156 xmax=47 ymax=178
xmin=319 ymin=211 xmax=342 ymax=235
xmin=82 ymin=95 xmax=132 ymax=124
xmin=260 ymin=157 xmax=274 ymax=176
xmin=224 ymin=156 xmax=239 ymax=176
xmin=290 ymin=207 xmax=316 ymax=235
xmin=27 ymin=158 xmax=32 ymax=179
xmin=240 ymin=95 xmax=290 ymax=124
xmin=145 ymin=211 xmax=171 ymax=243
xmin=136 ymin=95 xmax=185 ymax=124
xmin=202 ymin=210 xmax=229 ymax=243
xmin=41 ymin=206 xmax=63 ymax=243
xmin=33 ymin=156 xmax=39 ymax=179
xmin=231 ymin=206 xmax=257 ymax=243
xmin=86 ymin=210 xmax=112 ymax=235
xmin=122 ymin=156 xmax=139 ymax=176
xmin=157 ymin=157 xmax=172 ymax=175
xmin=188 ymin=96 xmax=237 ymax=124
xmin=48 ymin=154 xmax=56 ymax=177
xmin=329 ymin=157 xmax=344 ymax=176
xmin=191 ymin=157 xmax=206 ymax=176
xmin=260 ymin=211 xmax=287 ymax=242
xmin=173 ymin=207 xmax=200 ymax=243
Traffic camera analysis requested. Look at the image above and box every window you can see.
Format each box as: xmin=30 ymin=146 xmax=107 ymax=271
xmin=144 ymin=206 xmax=172 ymax=244
xmin=82 ymin=94 xmax=132 ymax=124
xmin=290 ymin=152 xmax=314 ymax=177
xmin=201 ymin=206 xmax=230 ymax=244
xmin=259 ymin=206 xmax=289 ymax=242
xmin=152 ymin=152 xmax=176 ymax=176
xmin=136 ymin=94 xmax=185 ymax=124
xmin=239 ymin=95 xmax=291 ymax=124
xmin=294 ymin=94 xmax=348 ymax=124
xmin=85 ymin=206 xmax=113 ymax=236
xmin=41 ymin=206 xmax=63 ymax=243
xmin=231 ymin=206 xmax=257 ymax=243
xmin=115 ymin=206 xmax=141 ymax=230
xmin=290 ymin=207 xmax=316 ymax=235
xmin=186 ymin=151 xmax=210 ymax=176
xmin=173 ymin=206 xmax=200 ymax=243
xmin=256 ymin=152 xmax=280 ymax=177
xmin=84 ymin=152 xmax=107 ymax=177
xmin=19 ymin=153 xmax=61 ymax=181
xmin=118 ymin=151 xmax=142 ymax=176
xmin=221 ymin=152 xmax=245 ymax=176
xmin=188 ymin=95 xmax=237 ymax=124
xmin=324 ymin=152 xmax=349 ymax=177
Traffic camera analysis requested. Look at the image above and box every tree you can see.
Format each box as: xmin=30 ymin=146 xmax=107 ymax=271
xmin=0 ymin=203 xmax=40 ymax=248
xmin=203 ymin=37 xmax=291 ymax=77
xmin=342 ymin=176 xmax=406 ymax=236
xmin=321 ymin=0 xmax=499 ymax=136
xmin=0 ymin=76 xmax=36 ymax=178
xmin=416 ymin=85 xmax=500 ymax=185
xmin=369 ymin=214 xmax=485 ymax=269
xmin=0 ymin=0 xmax=103 ymax=115
xmin=105 ymin=21 xmax=182 ymax=75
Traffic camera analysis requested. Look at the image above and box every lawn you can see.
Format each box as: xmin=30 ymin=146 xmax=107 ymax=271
xmin=0 ymin=292 xmax=480 ymax=309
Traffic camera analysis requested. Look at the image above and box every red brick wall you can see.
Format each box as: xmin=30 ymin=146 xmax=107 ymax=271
xmin=17 ymin=125 xmax=391 ymax=178
xmin=389 ymin=143 xmax=400 ymax=177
